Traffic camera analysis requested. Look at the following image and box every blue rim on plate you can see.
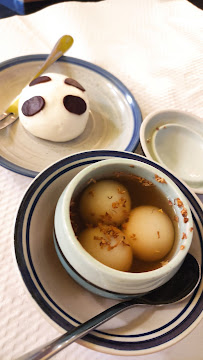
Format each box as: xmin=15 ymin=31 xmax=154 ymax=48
xmin=0 ymin=55 xmax=142 ymax=178
xmin=14 ymin=150 xmax=203 ymax=355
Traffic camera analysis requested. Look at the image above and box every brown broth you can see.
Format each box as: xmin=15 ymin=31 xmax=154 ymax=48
xmin=70 ymin=172 xmax=179 ymax=273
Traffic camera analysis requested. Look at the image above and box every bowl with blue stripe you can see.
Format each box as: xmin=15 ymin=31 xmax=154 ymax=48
xmin=14 ymin=150 xmax=203 ymax=355
xmin=54 ymin=157 xmax=193 ymax=299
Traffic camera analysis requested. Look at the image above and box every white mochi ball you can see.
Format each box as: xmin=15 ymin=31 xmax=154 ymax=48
xmin=18 ymin=73 xmax=89 ymax=142
xmin=79 ymin=180 xmax=131 ymax=226
xmin=79 ymin=225 xmax=133 ymax=271
xmin=123 ymin=206 xmax=174 ymax=262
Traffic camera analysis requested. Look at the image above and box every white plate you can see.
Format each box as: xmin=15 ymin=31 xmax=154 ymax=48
xmin=0 ymin=55 xmax=142 ymax=177
xmin=14 ymin=150 xmax=203 ymax=356
xmin=140 ymin=109 xmax=203 ymax=194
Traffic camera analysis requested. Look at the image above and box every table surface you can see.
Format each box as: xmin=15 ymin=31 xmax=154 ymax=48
xmin=0 ymin=0 xmax=202 ymax=359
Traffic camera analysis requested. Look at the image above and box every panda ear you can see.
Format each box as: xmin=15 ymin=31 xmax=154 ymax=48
xmin=29 ymin=76 xmax=52 ymax=86
xmin=63 ymin=95 xmax=87 ymax=115
xmin=64 ymin=78 xmax=85 ymax=92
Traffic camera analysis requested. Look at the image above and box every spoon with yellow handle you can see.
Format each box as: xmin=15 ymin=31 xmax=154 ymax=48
xmin=0 ymin=35 xmax=74 ymax=129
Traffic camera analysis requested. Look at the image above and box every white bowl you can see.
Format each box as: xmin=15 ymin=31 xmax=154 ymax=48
xmin=54 ymin=158 xmax=193 ymax=299
xmin=140 ymin=109 xmax=203 ymax=194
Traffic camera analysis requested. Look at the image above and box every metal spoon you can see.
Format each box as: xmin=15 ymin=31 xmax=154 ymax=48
xmin=16 ymin=253 xmax=200 ymax=360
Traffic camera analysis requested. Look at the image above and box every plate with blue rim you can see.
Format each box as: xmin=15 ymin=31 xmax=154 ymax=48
xmin=14 ymin=150 xmax=203 ymax=356
xmin=0 ymin=55 xmax=141 ymax=178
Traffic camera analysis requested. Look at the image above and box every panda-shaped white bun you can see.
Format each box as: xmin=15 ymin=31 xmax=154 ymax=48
xmin=18 ymin=73 xmax=89 ymax=142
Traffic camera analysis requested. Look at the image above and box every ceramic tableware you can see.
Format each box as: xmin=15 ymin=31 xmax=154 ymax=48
xmin=14 ymin=150 xmax=203 ymax=356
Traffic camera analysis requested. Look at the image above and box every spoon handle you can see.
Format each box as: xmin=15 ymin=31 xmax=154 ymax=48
xmin=16 ymin=254 xmax=200 ymax=360
xmin=32 ymin=35 xmax=74 ymax=79
xmin=16 ymin=298 xmax=143 ymax=360
xmin=5 ymin=35 xmax=73 ymax=117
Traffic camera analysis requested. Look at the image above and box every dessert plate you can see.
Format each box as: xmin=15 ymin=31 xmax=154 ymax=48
xmin=14 ymin=150 xmax=203 ymax=356
xmin=140 ymin=110 xmax=203 ymax=194
xmin=0 ymin=55 xmax=142 ymax=178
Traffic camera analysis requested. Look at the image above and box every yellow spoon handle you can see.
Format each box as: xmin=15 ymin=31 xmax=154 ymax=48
xmin=6 ymin=35 xmax=74 ymax=115
xmin=33 ymin=35 xmax=74 ymax=79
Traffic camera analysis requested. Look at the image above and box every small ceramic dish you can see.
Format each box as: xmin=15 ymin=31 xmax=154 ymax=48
xmin=14 ymin=150 xmax=203 ymax=356
xmin=54 ymin=158 xmax=193 ymax=299
xmin=140 ymin=109 xmax=203 ymax=194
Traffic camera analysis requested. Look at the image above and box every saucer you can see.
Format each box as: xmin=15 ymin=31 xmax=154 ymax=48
xmin=14 ymin=150 xmax=203 ymax=356
xmin=140 ymin=110 xmax=203 ymax=194
xmin=0 ymin=55 xmax=142 ymax=177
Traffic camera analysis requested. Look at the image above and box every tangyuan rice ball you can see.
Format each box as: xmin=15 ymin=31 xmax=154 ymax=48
xmin=79 ymin=180 xmax=131 ymax=226
xmin=123 ymin=205 xmax=174 ymax=262
xmin=79 ymin=225 xmax=133 ymax=271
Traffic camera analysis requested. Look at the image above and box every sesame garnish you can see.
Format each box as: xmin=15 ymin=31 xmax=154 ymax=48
xmin=160 ymin=260 xmax=169 ymax=266
xmin=112 ymin=202 xmax=119 ymax=209
xmin=94 ymin=236 xmax=105 ymax=242
xmin=182 ymin=233 xmax=187 ymax=240
xmin=176 ymin=198 xmax=183 ymax=207
xmin=107 ymin=196 xmax=113 ymax=199
xmin=87 ymin=178 xmax=96 ymax=185
xmin=155 ymin=174 xmax=167 ymax=184
xmin=157 ymin=231 xmax=160 ymax=238
xmin=99 ymin=212 xmax=112 ymax=223
xmin=100 ymin=239 xmax=106 ymax=244
xmin=112 ymin=197 xmax=127 ymax=209
xmin=122 ymin=223 xmax=127 ymax=230
xmin=181 ymin=208 xmax=188 ymax=218
xmin=147 ymin=137 xmax=151 ymax=143
xmin=113 ymin=172 xmax=153 ymax=187
xmin=95 ymin=224 xmax=130 ymax=251
xmin=158 ymin=209 xmax=163 ymax=213
xmin=138 ymin=177 xmax=154 ymax=187
xmin=130 ymin=233 xmax=136 ymax=240
xmin=117 ymin=187 xmax=126 ymax=194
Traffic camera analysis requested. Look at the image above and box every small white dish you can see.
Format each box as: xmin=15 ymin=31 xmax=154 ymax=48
xmin=14 ymin=150 xmax=203 ymax=356
xmin=140 ymin=110 xmax=203 ymax=194
xmin=0 ymin=55 xmax=142 ymax=177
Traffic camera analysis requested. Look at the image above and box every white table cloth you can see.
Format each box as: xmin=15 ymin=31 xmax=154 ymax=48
xmin=0 ymin=0 xmax=202 ymax=359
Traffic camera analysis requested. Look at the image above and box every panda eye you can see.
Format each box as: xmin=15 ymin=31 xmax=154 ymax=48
xmin=29 ymin=76 xmax=51 ymax=86
xmin=64 ymin=78 xmax=85 ymax=92
xmin=63 ymin=95 xmax=87 ymax=115
xmin=22 ymin=96 xmax=45 ymax=116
